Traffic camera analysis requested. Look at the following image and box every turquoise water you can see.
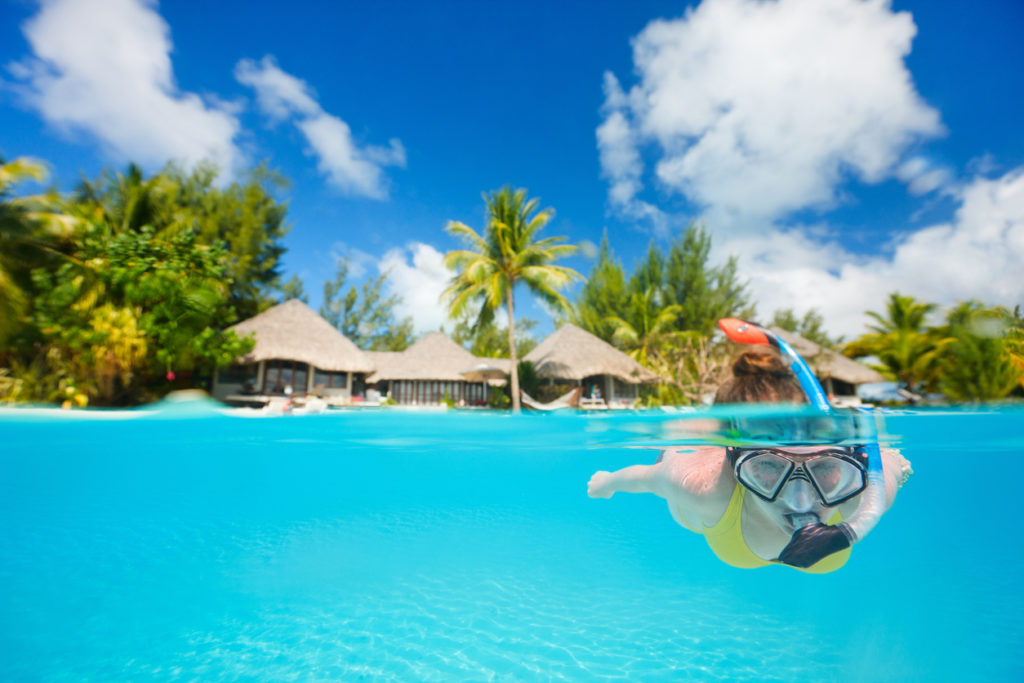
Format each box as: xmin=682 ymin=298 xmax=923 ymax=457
xmin=1 ymin=403 xmax=1022 ymax=681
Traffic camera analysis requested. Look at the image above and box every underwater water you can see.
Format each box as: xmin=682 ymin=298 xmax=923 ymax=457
xmin=1 ymin=402 xmax=1022 ymax=682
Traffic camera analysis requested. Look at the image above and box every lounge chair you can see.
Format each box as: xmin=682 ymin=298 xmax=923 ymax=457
xmin=261 ymin=396 xmax=292 ymax=415
xmin=578 ymin=396 xmax=608 ymax=410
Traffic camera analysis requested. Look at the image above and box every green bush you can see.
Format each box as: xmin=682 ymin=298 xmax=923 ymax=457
xmin=487 ymin=387 xmax=511 ymax=409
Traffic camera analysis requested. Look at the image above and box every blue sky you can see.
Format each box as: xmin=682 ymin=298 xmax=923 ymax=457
xmin=2 ymin=0 xmax=1023 ymax=338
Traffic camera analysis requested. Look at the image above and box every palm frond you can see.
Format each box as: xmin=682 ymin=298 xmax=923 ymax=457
xmin=0 ymin=158 xmax=47 ymax=189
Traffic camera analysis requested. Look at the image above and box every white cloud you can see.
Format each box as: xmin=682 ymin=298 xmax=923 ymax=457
xmin=326 ymin=241 xmax=378 ymax=280
xmin=599 ymin=0 xmax=944 ymax=229
xmin=597 ymin=73 xmax=643 ymax=208
xmin=234 ymin=56 xmax=318 ymax=121
xmin=730 ymin=167 xmax=1024 ymax=337
xmin=593 ymin=0 xmax=1021 ymax=338
xmin=887 ymin=168 xmax=1024 ymax=306
xmin=897 ymin=156 xmax=953 ymax=196
xmin=235 ymin=56 xmax=405 ymax=199
xmin=378 ymin=242 xmax=454 ymax=333
xmin=14 ymin=0 xmax=241 ymax=173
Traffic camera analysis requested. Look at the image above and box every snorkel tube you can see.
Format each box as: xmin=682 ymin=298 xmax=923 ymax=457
xmin=718 ymin=318 xmax=888 ymax=568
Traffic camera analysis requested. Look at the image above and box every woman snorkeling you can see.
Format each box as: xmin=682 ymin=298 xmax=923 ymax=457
xmin=587 ymin=320 xmax=912 ymax=573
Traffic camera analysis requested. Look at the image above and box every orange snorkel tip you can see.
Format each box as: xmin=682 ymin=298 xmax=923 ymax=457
xmin=718 ymin=318 xmax=773 ymax=346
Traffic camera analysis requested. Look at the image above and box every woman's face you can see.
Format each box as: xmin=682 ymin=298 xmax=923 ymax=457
xmin=740 ymin=447 xmax=841 ymax=532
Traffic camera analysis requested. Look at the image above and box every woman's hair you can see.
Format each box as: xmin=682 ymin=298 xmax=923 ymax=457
xmin=713 ymin=351 xmax=806 ymax=404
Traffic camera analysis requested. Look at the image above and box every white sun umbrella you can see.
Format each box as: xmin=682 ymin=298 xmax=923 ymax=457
xmin=459 ymin=363 xmax=508 ymax=384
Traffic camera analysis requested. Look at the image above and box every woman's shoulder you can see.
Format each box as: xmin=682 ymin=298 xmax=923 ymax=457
xmin=657 ymin=446 xmax=730 ymax=496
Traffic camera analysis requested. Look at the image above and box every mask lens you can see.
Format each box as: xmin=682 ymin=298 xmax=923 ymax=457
xmin=737 ymin=452 xmax=792 ymax=500
xmin=806 ymin=455 xmax=865 ymax=504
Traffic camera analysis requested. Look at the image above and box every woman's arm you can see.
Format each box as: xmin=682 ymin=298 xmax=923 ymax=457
xmin=587 ymin=463 xmax=669 ymax=499
xmin=588 ymin=447 xmax=730 ymax=501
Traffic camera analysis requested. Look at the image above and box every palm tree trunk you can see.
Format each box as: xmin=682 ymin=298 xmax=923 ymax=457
xmin=507 ymin=284 xmax=520 ymax=413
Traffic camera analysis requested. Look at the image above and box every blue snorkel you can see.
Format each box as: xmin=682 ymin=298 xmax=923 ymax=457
xmin=718 ymin=319 xmax=888 ymax=568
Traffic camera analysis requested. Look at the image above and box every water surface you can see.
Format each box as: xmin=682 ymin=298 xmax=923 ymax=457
xmin=1 ymin=404 xmax=1021 ymax=681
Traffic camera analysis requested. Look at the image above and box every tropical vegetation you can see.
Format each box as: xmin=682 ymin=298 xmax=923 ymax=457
xmin=842 ymin=292 xmax=946 ymax=393
xmin=571 ymin=222 xmax=752 ymax=405
xmin=2 ymin=154 xmax=1021 ymax=408
xmin=770 ymin=308 xmax=840 ymax=349
xmin=843 ymin=293 xmax=1023 ymax=401
xmin=320 ymin=255 xmax=415 ymax=351
xmin=0 ymin=158 xmax=286 ymax=406
xmin=450 ymin=315 xmax=539 ymax=359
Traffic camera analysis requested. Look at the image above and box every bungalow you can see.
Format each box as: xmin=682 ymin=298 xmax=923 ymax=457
xmin=523 ymin=323 xmax=660 ymax=408
xmin=211 ymin=299 xmax=374 ymax=405
xmin=366 ymin=332 xmax=508 ymax=406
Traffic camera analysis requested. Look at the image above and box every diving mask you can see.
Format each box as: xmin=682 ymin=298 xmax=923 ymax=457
xmin=728 ymin=446 xmax=868 ymax=507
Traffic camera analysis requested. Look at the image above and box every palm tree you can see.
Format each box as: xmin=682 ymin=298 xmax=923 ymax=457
xmin=0 ymin=157 xmax=78 ymax=344
xmin=443 ymin=187 xmax=581 ymax=411
xmin=938 ymin=302 xmax=1021 ymax=401
xmin=843 ymin=292 xmax=947 ymax=392
xmin=74 ymin=163 xmax=179 ymax=236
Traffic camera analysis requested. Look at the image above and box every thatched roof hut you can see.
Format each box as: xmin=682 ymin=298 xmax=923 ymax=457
xmin=367 ymin=332 xmax=497 ymax=382
xmin=524 ymin=323 xmax=660 ymax=383
xmin=770 ymin=327 xmax=884 ymax=385
xmin=228 ymin=299 xmax=373 ymax=372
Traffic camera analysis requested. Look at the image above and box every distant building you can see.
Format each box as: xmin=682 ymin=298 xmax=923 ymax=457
xmin=366 ymin=332 xmax=509 ymax=406
xmin=523 ymin=323 xmax=661 ymax=408
xmin=212 ymin=304 xmax=671 ymax=410
xmin=212 ymin=300 xmax=373 ymax=405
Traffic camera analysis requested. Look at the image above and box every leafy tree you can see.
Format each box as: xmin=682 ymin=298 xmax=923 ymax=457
xmin=189 ymin=164 xmax=291 ymax=317
xmin=568 ymin=222 xmax=751 ymax=405
xmin=1003 ymin=306 xmax=1024 ymax=391
xmin=74 ymin=162 xmax=290 ymax=319
xmin=664 ymin=223 xmax=752 ymax=335
xmin=937 ymin=302 xmax=1020 ymax=401
xmin=632 ymin=241 xmax=667 ymax=299
xmin=320 ymin=256 xmax=415 ymax=351
xmin=452 ymin=315 xmax=539 ymax=358
xmin=1 ymin=157 xmax=298 ymax=405
xmin=0 ymin=157 xmax=79 ymax=346
xmin=844 ymin=292 xmax=947 ymax=392
xmin=16 ymin=223 xmax=252 ymax=405
xmin=443 ymin=186 xmax=581 ymax=411
xmin=644 ymin=330 xmax=730 ymax=406
xmin=575 ymin=223 xmax=752 ymax=344
xmin=279 ymin=274 xmax=309 ymax=304
xmin=374 ymin=317 xmax=416 ymax=352
xmin=517 ymin=359 xmax=541 ymax=398
xmin=771 ymin=308 xmax=841 ymax=348
xmin=572 ymin=232 xmax=628 ymax=342
xmin=74 ymin=163 xmax=179 ymax=235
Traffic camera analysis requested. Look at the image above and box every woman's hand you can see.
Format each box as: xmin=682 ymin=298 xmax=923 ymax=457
xmin=587 ymin=471 xmax=615 ymax=498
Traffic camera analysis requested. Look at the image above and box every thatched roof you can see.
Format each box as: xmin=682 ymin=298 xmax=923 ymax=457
xmin=770 ymin=327 xmax=884 ymax=385
xmin=367 ymin=332 xmax=486 ymax=382
xmin=524 ymin=323 xmax=660 ymax=384
xmin=228 ymin=299 xmax=374 ymax=372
